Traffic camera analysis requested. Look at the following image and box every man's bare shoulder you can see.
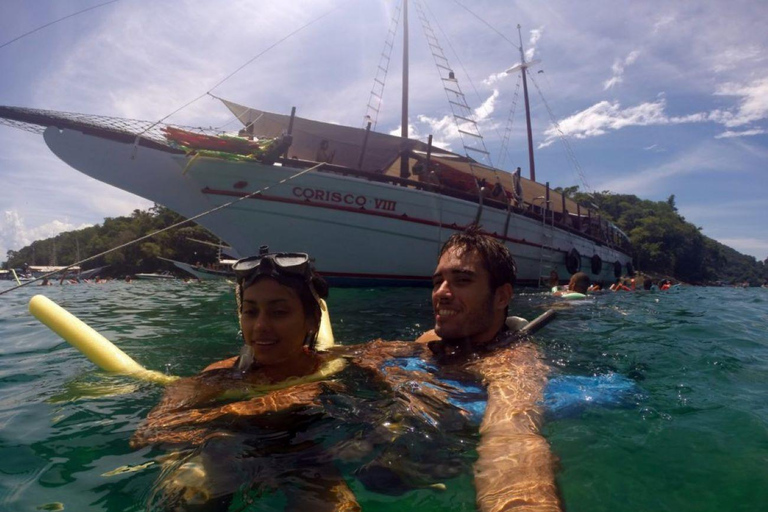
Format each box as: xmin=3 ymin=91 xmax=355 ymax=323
xmin=414 ymin=329 xmax=440 ymax=344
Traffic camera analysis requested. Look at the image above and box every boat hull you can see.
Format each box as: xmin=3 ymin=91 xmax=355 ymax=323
xmin=42 ymin=127 xmax=631 ymax=286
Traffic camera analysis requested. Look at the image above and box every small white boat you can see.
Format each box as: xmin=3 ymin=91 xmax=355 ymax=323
xmin=159 ymin=257 xmax=234 ymax=280
xmin=133 ymin=271 xmax=176 ymax=280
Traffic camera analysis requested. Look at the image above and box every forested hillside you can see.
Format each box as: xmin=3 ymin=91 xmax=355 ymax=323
xmin=564 ymin=188 xmax=766 ymax=285
xmin=3 ymin=206 xmax=221 ymax=277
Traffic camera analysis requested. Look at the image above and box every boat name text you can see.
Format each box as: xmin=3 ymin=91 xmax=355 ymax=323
xmin=292 ymin=187 xmax=397 ymax=212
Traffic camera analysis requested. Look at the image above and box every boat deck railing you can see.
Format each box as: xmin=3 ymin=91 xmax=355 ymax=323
xmin=275 ymin=156 xmax=632 ymax=256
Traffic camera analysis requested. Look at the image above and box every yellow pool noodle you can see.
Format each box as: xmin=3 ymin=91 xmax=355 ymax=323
xmin=316 ymin=298 xmax=335 ymax=351
xmin=29 ymin=295 xmax=177 ymax=385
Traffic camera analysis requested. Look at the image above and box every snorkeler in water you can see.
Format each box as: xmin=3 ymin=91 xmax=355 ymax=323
xmin=131 ymin=248 xmax=359 ymax=511
xmin=348 ymin=226 xmax=563 ymax=512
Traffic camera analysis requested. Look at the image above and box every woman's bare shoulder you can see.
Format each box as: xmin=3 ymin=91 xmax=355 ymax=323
xmin=202 ymin=356 xmax=238 ymax=372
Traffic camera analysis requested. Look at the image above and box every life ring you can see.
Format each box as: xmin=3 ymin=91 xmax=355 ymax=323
xmin=626 ymin=261 xmax=635 ymax=276
xmin=565 ymin=249 xmax=581 ymax=274
xmin=591 ymin=254 xmax=603 ymax=275
xmin=561 ymin=292 xmax=587 ymax=300
xmin=613 ymin=261 xmax=622 ymax=278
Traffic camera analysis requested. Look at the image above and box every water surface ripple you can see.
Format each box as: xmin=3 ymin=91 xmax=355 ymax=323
xmin=0 ymin=281 xmax=766 ymax=511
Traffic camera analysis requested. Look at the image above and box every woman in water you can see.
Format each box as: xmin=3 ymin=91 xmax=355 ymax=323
xmin=131 ymin=249 xmax=359 ymax=511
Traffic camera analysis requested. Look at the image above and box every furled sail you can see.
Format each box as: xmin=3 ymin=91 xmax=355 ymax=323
xmin=220 ymin=98 xmax=461 ymax=174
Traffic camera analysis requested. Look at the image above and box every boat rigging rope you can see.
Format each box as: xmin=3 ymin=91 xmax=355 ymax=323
xmin=0 ymin=162 xmax=325 ymax=297
xmin=363 ymin=0 xmax=403 ymax=130
xmin=498 ymin=74 xmax=522 ymax=169
xmin=527 ymin=72 xmax=593 ymax=194
xmin=133 ymin=2 xmax=348 ymax=141
xmin=421 ymin=0 xmax=516 ymax=172
xmin=0 ymin=0 xmax=120 ymax=51
xmin=449 ymin=0 xmax=520 ymax=52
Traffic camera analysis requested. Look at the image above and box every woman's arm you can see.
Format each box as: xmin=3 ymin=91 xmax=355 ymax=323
xmin=469 ymin=344 xmax=562 ymax=512
xmin=131 ymin=375 xmax=340 ymax=448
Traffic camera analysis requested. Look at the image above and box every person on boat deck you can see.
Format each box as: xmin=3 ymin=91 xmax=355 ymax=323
xmin=131 ymin=249 xmax=360 ymax=511
xmin=553 ymin=271 xmax=590 ymax=296
xmin=353 ymin=225 xmax=562 ymax=512
xmin=411 ymin=161 xmax=441 ymax=187
xmin=315 ymin=139 xmax=335 ymax=164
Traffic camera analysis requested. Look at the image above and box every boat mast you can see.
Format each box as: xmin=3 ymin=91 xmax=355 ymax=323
xmin=517 ymin=24 xmax=536 ymax=182
xmin=400 ymin=0 xmax=410 ymax=178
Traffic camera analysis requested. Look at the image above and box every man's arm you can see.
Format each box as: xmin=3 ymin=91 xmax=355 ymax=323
xmin=469 ymin=343 xmax=562 ymax=512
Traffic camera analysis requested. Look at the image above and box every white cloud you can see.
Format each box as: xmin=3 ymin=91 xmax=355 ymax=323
xmin=540 ymin=76 xmax=768 ymax=146
xmin=711 ymin=45 xmax=764 ymax=73
xmin=483 ymin=71 xmax=508 ymax=87
xmin=475 ymin=89 xmax=500 ymax=120
xmin=603 ymin=50 xmax=641 ymax=90
xmin=653 ymin=14 xmax=676 ymax=34
xmin=714 ymin=77 xmax=768 ymax=127
xmin=540 ymin=99 xmax=670 ymax=147
xmin=596 ymin=142 xmax=736 ymax=195
xmin=1 ymin=210 xmax=92 ymax=263
xmin=525 ymin=27 xmax=544 ymax=62
xmin=411 ymin=90 xmax=500 ymax=153
xmin=715 ymin=128 xmax=767 ymax=139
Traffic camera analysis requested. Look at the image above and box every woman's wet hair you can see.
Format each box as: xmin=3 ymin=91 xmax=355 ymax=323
xmin=439 ymin=224 xmax=517 ymax=289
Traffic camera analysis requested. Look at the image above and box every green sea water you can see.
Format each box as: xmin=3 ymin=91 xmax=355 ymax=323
xmin=0 ymin=280 xmax=766 ymax=511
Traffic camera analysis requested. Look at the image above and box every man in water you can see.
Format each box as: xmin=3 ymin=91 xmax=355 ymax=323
xmin=352 ymin=225 xmax=562 ymax=511
xmin=553 ymin=271 xmax=590 ymax=296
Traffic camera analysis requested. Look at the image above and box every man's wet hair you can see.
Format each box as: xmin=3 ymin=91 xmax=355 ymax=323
xmin=439 ymin=224 xmax=517 ymax=289
xmin=570 ymin=272 xmax=590 ymax=294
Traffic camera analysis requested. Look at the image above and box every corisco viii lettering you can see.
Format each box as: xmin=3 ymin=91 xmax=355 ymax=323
xmin=292 ymin=186 xmax=397 ymax=212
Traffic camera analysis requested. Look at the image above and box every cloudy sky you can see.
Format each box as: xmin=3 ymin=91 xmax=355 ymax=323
xmin=1 ymin=0 xmax=767 ymax=264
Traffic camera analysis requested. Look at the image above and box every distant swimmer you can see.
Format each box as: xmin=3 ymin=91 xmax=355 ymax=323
xmin=553 ymin=271 xmax=590 ymax=296
xmin=610 ymin=278 xmax=631 ymax=291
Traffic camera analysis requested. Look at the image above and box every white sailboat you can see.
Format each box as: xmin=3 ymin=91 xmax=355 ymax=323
xmin=0 ymin=2 xmax=631 ymax=286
